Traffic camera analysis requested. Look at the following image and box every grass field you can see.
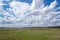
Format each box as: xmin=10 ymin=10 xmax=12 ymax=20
xmin=0 ymin=28 xmax=60 ymax=40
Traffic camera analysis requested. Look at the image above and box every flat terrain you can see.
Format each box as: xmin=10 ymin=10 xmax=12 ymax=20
xmin=0 ymin=28 xmax=60 ymax=40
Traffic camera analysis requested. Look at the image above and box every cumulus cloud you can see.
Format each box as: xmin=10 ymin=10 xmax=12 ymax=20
xmin=0 ymin=0 xmax=60 ymax=27
xmin=42 ymin=0 xmax=57 ymax=12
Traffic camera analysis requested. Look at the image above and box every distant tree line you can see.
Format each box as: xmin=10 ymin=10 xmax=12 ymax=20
xmin=48 ymin=26 xmax=60 ymax=28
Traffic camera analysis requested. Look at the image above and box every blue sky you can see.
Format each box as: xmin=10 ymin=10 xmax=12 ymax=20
xmin=0 ymin=0 xmax=60 ymax=27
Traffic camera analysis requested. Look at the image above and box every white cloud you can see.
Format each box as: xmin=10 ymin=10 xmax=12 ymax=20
xmin=0 ymin=0 xmax=60 ymax=27
xmin=9 ymin=0 xmax=30 ymax=16
xmin=42 ymin=0 xmax=57 ymax=12
xmin=31 ymin=0 xmax=44 ymax=9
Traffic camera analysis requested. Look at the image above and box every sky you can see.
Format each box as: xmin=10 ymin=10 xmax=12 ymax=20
xmin=0 ymin=0 xmax=60 ymax=27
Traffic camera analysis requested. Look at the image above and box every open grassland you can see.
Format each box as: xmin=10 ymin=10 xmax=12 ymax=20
xmin=0 ymin=28 xmax=60 ymax=40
